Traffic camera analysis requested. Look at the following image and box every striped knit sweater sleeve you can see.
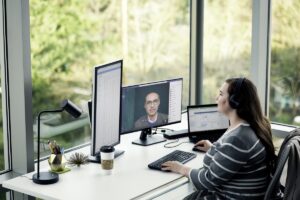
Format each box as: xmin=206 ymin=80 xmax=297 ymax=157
xmin=189 ymin=124 xmax=270 ymax=199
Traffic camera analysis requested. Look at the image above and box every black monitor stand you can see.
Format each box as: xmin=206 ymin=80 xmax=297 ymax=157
xmin=88 ymin=149 xmax=125 ymax=163
xmin=132 ymin=128 xmax=167 ymax=146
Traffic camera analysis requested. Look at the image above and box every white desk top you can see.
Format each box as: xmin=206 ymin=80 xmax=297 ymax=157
xmin=3 ymin=128 xmax=204 ymax=200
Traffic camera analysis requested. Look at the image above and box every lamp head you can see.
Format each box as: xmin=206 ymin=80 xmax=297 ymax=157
xmin=61 ymin=99 xmax=82 ymax=118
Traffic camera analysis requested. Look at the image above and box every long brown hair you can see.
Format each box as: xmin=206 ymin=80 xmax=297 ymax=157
xmin=226 ymin=78 xmax=276 ymax=171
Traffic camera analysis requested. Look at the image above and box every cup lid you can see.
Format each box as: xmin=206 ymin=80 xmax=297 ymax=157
xmin=100 ymin=145 xmax=115 ymax=153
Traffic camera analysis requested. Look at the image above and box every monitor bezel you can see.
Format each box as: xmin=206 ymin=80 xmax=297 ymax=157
xmin=121 ymin=77 xmax=183 ymax=135
xmin=91 ymin=59 xmax=123 ymax=156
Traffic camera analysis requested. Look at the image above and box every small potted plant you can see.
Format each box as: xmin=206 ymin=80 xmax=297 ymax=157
xmin=68 ymin=152 xmax=89 ymax=167
xmin=48 ymin=140 xmax=66 ymax=172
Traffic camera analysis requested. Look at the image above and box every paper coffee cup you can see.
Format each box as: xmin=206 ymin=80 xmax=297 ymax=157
xmin=100 ymin=146 xmax=115 ymax=175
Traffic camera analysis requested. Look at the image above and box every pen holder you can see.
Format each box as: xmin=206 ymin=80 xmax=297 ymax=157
xmin=48 ymin=154 xmax=66 ymax=172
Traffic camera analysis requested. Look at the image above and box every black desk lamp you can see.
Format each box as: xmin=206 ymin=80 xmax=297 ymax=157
xmin=32 ymin=99 xmax=82 ymax=184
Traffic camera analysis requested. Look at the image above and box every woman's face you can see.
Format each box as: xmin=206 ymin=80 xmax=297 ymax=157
xmin=216 ymin=82 xmax=231 ymax=114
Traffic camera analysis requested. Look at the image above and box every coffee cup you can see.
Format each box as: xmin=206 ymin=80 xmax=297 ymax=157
xmin=100 ymin=146 xmax=115 ymax=174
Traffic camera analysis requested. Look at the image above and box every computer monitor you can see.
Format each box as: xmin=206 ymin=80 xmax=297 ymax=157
xmin=187 ymin=104 xmax=229 ymax=143
xmin=89 ymin=60 xmax=124 ymax=163
xmin=121 ymin=78 xmax=183 ymax=146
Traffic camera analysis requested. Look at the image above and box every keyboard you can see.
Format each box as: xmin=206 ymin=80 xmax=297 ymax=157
xmin=148 ymin=150 xmax=196 ymax=171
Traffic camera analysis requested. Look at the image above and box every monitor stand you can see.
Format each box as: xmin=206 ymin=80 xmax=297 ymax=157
xmin=132 ymin=128 xmax=167 ymax=146
xmin=88 ymin=149 xmax=125 ymax=163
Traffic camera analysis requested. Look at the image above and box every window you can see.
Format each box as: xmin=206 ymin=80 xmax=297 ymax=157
xmin=202 ymin=0 xmax=252 ymax=103
xmin=30 ymin=0 xmax=190 ymax=156
xmin=270 ymin=0 xmax=300 ymax=126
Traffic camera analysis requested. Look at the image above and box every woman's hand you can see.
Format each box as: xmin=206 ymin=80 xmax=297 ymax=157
xmin=161 ymin=161 xmax=191 ymax=176
xmin=194 ymin=140 xmax=212 ymax=152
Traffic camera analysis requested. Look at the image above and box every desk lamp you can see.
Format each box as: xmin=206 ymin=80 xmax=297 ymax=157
xmin=32 ymin=99 xmax=82 ymax=184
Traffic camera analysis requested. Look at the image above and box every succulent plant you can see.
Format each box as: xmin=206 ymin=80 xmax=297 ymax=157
xmin=68 ymin=152 xmax=89 ymax=167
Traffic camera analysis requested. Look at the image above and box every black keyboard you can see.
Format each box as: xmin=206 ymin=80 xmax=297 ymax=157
xmin=148 ymin=150 xmax=196 ymax=171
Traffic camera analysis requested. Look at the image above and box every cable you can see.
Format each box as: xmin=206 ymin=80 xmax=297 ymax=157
xmin=151 ymin=128 xmax=159 ymax=135
xmin=163 ymin=139 xmax=190 ymax=148
xmin=156 ymin=127 xmax=175 ymax=134
xmin=151 ymin=127 xmax=174 ymax=135
xmin=157 ymin=127 xmax=175 ymax=132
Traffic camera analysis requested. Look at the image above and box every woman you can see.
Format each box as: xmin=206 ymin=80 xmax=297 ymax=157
xmin=162 ymin=78 xmax=276 ymax=199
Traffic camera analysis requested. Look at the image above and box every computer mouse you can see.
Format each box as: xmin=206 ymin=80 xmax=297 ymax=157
xmin=192 ymin=145 xmax=205 ymax=152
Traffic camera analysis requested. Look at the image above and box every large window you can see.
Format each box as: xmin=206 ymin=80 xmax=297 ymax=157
xmin=30 ymin=0 xmax=190 ymax=156
xmin=202 ymin=0 xmax=252 ymax=103
xmin=270 ymin=0 xmax=300 ymax=126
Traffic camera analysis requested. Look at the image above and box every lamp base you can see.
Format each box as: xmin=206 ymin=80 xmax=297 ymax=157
xmin=32 ymin=172 xmax=59 ymax=184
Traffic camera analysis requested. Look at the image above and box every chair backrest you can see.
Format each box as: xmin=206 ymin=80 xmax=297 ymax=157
xmin=264 ymin=128 xmax=300 ymax=200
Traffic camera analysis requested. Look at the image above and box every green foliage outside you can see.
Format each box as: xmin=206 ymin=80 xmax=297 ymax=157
xmin=270 ymin=0 xmax=300 ymax=125
xmin=0 ymin=191 xmax=6 ymax=200
xmin=202 ymin=0 xmax=252 ymax=103
xmin=201 ymin=0 xmax=300 ymax=126
xmin=30 ymin=0 xmax=100 ymax=114
xmin=30 ymin=0 xmax=190 ymax=114
xmin=29 ymin=0 xmax=190 ymax=158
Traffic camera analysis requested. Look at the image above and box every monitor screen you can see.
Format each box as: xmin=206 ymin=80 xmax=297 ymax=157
xmin=121 ymin=78 xmax=183 ymax=146
xmin=90 ymin=60 xmax=123 ymax=159
xmin=187 ymin=104 xmax=229 ymax=143
xmin=188 ymin=105 xmax=229 ymax=133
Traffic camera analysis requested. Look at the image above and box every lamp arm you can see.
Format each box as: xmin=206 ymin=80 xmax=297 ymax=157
xmin=36 ymin=109 xmax=64 ymax=178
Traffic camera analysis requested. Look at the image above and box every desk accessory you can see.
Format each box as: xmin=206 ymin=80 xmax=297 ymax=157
xmin=48 ymin=151 xmax=67 ymax=172
xmin=68 ymin=152 xmax=89 ymax=167
xmin=32 ymin=99 xmax=82 ymax=184
xmin=47 ymin=141 xmax=70 ymax=173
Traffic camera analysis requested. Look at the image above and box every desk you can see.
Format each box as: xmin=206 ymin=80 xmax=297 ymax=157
xmin=3 ymin=131 xmax=204 ymax=200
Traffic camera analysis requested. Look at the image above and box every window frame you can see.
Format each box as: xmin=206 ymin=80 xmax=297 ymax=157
xmin=189 ymin=0 xmax=204 ymax=105
xmin=0 ymin=0 xmax=34 ymax=179
xmin=0 ymin=0 xmax=11 ymax=174
xmin=251 ymin=0 xmax=271 ymax=115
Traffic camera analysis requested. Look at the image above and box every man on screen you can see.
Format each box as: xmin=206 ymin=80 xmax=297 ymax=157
xmin=134 ymin=92 xmax=168 ymax=129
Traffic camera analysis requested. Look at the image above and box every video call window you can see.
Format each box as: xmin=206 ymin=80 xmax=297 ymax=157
xmin=121 ymin=79 xmax=182 ymax=133
xmin=121 ymin=78 xmax=182 ymax=134
xmin=122 ymin=82 xmax=169 ymax=133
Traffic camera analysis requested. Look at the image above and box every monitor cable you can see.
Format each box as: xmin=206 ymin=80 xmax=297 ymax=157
xmin=155 ymin=127 xmax=175 ymax=134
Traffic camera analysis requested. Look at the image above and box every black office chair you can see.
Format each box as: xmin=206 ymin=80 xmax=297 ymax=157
xmin=264 ymin=128 xmax=300 ymax=200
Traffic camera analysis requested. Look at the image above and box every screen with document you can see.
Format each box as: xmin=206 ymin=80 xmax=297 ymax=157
xmin=90 ymin=60 xmax=122 ymax=158
xmin=188 ymin=104 xmax=229 ymax=142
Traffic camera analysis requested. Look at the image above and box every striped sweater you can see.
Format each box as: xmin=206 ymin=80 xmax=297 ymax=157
xmin=189 ymin=124 xmax=270 ymax=199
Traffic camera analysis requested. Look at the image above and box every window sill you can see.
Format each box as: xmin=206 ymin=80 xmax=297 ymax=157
xmin=271 ymin=123 xmax=297 ymax=138
xmin=0 ymin=171 xmax=21 ymax=191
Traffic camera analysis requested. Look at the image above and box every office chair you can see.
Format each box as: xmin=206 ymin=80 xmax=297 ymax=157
xmin=264 ymin=128 xmax=300 ymax=200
